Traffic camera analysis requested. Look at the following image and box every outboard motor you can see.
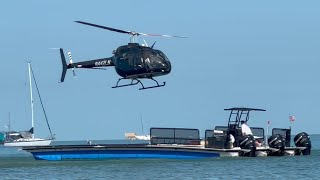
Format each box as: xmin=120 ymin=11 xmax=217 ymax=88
xmin=239 ymin=135 xmax=256 ymax=157
xmin=294 ymin=132 xmax=311 ymax=155
xmin=268 ymin=134 xmax=285 ymax=156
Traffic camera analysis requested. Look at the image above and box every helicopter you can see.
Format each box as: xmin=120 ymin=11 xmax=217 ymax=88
xmin=59 ymin=21 xmax=187 ymax=90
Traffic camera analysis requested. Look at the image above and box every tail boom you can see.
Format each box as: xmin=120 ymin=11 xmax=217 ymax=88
xmin=58 ymin=48 xmax=114 ymax=82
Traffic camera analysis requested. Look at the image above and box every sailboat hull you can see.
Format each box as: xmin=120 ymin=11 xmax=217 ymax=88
xmin=4 ymin=139 xmax=52 ymax=147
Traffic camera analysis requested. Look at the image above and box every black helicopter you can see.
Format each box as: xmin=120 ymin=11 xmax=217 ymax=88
xmin=59 ymin=21 xmax=187 ymax=90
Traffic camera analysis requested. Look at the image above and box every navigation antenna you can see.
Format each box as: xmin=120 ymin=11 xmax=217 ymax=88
xmin=7 ymin=112 xmax=11 ymax=132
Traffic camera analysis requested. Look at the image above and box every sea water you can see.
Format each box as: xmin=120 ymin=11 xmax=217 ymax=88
xmin=0 ymin=135 xmax=319 ymax=179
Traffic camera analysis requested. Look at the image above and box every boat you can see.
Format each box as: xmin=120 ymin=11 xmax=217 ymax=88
xmin=4 ymin=62 xmax=54 ymax=147
xmin=125 ymin=115 xmax=151 ymax=140
xmin=125 ymin=132 xmax=151 ymax=140
xmin=0 ymin=132 xmax=5 ymax=144
xmin=22 ymin=107 xmax=311 ymax=160
xmin=205 ymin=108 xmax=311 ymax=157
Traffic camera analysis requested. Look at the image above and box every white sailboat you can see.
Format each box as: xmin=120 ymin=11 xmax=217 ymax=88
xmin=4 ymin=62 xmax=54 ymax=147
xmin=124 ymin=115 xmax=150 ymax=141
xmin=132 ymin=116 xmax=150 ymax=140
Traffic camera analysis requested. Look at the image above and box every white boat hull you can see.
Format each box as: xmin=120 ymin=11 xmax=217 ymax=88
xmin=4 ymin=139 xmax=52 ymax=147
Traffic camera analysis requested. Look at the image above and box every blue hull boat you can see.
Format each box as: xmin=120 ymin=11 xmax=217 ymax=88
xmin=23 ymin=108 xmax=312 ymax=161
xmin=27 ymin=144 xmax=221 ymax=161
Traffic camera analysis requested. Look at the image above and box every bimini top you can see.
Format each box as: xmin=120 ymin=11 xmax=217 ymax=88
xmin=224 ymin=107 xmax=266 ymax=111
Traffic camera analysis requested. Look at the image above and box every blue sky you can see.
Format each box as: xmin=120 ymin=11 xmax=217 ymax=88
xmin=0 ymin=1 xmax=319 ymax=140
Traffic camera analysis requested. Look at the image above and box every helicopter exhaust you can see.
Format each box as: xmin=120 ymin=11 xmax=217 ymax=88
xmin=59 ymin=48 xmax=68 ymax=83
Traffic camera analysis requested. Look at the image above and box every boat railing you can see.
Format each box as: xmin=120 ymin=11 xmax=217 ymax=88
xmin=250 ymin=127 xmax=265 ymax=140
xmin=205 ymin=129 xmax=228 ymax=148
xmin=272 ymin=128 xmax=291 ymax=147
xmin=205 ymin=127 xmax=265 ymax=148
xmin=150 ymin=137 xmax=201 ymax=145
xmin=150 ymin=127 xmax=201 ymax=145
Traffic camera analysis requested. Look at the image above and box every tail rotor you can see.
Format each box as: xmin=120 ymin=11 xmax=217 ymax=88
xmin=67 ymin=52 xmax=76 ymax=77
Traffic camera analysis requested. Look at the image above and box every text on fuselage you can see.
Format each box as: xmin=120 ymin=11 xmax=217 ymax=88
xmin=95 ymin=60 xmax=111 ymax=66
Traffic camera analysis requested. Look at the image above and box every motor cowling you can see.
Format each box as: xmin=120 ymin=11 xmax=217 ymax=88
xmin=239 ymin=135 xmax=256 ymax=157
xmin=268 ymin=134 xmax=285 ymax=156
xmin=294 ymin=132 xmax=311 ymax=155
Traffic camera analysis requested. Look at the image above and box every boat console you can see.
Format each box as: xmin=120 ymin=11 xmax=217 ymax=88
xmin=205 ymin=107 xmax=312 ymax=157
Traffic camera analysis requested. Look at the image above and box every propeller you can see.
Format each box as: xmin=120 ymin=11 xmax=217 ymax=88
xmin=74 ymin=21 xmax=188 ymax=38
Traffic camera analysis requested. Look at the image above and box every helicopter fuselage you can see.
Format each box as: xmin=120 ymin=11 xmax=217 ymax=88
xmin=113 ymin=43 xmax=171 ymax=79
xmin=59 ymin=20 xmax=184 ymax=89
xmin=63 ymin=43 xmax=171 ymax=80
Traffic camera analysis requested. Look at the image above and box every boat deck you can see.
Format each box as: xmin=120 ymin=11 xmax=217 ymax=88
xmin=23 ymin=143 xmax=302 ymax=153
xmin=22 ymin=143 xmax=307 ymax=161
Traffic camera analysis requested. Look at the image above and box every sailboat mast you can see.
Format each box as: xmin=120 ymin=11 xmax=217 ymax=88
xmin=140 ymin=114 xmax=144 ymax=135
xmin=28 ymin=62 xmax=35 ymax=140
xmin=8 ymin=112 xmax=11 ymax=132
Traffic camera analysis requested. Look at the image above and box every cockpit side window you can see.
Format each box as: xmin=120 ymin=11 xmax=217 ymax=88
xmin=116 ymin=46 xmax=129 ymax=56
xmin=154 ymin=50 xmax=169 ymax=62
xmin=142 ymin=49 xmax=168 ymax=70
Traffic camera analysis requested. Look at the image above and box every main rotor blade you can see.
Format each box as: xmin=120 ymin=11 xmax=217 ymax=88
xmin=75 ymin=21 xmax=130 ymax=34
xmin=139 ymin=33 xmax=188 ymax=38
xmin=75 ymin=21 xmax=188 ymax=38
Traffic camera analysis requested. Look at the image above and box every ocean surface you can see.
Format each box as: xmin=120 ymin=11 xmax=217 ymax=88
xmin=1 ymin=135 xmax=320 ymax=180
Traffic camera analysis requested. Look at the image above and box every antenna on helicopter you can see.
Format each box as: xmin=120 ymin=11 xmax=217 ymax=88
xmin=151 ymin=41 xmax=156 ymax=49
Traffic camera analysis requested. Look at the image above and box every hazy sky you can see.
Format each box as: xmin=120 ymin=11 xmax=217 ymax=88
xmin=1 ymin=1 xmax=319 ymax=140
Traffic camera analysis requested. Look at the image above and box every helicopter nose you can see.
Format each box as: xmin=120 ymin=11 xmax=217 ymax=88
xmin=163 ymin=61 xmax=171 ymax=73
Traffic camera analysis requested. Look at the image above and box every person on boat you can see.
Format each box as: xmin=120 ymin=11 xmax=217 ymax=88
xmin=255 ymin=139 xmax=262 ymax=147
xmin=228 ymin=134 xmax=235 ymax=148
xmin=240 ymin=120 xmax=253 ymax=136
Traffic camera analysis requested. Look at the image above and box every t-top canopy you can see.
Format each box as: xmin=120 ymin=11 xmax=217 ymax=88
xmin=224 ymin=107 xmax=266 ymax=111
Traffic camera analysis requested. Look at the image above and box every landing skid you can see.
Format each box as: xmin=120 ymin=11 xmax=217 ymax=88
xmin=112 ymin=77 xmax=165 ymax=90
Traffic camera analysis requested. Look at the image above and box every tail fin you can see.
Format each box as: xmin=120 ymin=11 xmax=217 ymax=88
xmin=59 ymin=48 xmax=68 ymax=82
